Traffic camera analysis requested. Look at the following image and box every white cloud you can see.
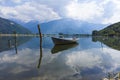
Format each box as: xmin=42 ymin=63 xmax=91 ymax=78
xmin=0 ymin=0 xmax=120 ymax=24
xmin=65 ymin=1 xmax=104 ymax=22
xmin=102 ymin=0 xmax=120 ymax=24
xmin=0 ymin=2 xmax=61 ymax=22
xmin=64 ymin=0 xmax=120 ymax=24
xmin=11 ymin=0 xmax=22 ymax=3
xmin=103 ymin=12 xmax=120 ymax=24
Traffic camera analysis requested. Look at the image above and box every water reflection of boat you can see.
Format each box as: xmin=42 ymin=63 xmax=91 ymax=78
xmin=51 ymin=43 xmax=78 ymax=54
xmin=51 ymin=37 xmax=78 ymax=45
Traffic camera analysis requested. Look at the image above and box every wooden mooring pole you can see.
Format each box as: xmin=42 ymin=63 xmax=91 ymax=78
xmin=37 ymin=24 xmax=43 ymax=68
xmin=8 ymin=40 xmax=11 ymax=48
xmin=37 ymin=24 xmax=42 ymax=40
xmin=13 ymin=31 xmax=18 ymax=54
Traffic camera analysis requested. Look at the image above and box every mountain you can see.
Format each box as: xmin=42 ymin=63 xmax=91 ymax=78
xmin=92 ymin=22 xmax=120 ymax=36
xmin=0 ymin=17 xmax=31 ymax=34
xmin=22 ymin=19 xmax=106 ymax=34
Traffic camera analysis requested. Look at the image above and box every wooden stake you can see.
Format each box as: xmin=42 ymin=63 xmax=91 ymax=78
xmin=37 ymin=24 xmax=42 ymax=39
xmin=37 ymin=24 xmax=43 ymax=68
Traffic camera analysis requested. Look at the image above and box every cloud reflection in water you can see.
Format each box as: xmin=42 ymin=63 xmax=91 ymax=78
xmin=0 ymin=41 xmax=120 ymax=80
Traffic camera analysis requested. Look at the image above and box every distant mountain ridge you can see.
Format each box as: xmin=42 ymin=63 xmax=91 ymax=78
xmin=0 ymin=17 xmax=31 ymax=34
xmin=21 ymin=19 xmax=106 ymax=34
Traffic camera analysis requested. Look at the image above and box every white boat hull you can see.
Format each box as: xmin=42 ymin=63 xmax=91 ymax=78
xmin=51 ymin=37 xmax=78 ymax=45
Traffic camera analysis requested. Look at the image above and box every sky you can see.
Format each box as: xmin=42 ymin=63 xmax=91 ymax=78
xmin=0 ymin=0 xmax=120 ymax=24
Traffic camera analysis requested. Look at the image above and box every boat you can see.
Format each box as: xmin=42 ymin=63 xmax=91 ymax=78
xmin=51 ymin=37 xmax=78 ymax=45
xmin=51 ymin=43 xmax=78 ymax=54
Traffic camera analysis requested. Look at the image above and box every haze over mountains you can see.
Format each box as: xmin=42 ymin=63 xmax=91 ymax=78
xmin=21 ymin=19 xmax=107 ymax=34
xmin=0 ymin=16 xmax=107 ymax=34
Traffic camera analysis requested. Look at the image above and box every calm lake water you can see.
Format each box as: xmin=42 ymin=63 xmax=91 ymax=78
xmin=0 ymin=36 xmax=120 ymax=80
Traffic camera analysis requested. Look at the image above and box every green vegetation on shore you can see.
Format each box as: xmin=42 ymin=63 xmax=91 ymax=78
xmin=92 ymin=22 xmax=120 ymax=36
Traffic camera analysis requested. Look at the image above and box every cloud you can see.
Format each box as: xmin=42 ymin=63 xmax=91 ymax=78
xmin=11 ymin=0 xmax=22 ymax=3
xmin=102 ymin=0 xmax=120 ymax=24
xmin=0 ymin=2 xmax=61 ymax=22
xmin=0 ymin=0 xmax=21 ymax=6
xmin=65 ymin=1 xmax=104 ymax=22
xmin=0 ymin=0 xmax=120 ymax=24
xmin=103 ymin=12 xmax=120 ymax=24
xmin=64 ymin=0 xmax=120 ymax=24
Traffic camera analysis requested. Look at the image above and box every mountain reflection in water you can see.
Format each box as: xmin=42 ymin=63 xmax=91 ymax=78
xmin=0 ymin=36 xmax=31 ymax=52
xmin=92 ymin=36 xmax=120 ymax=51
xmin=0 ymin=36 xmax=120 ymax=80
